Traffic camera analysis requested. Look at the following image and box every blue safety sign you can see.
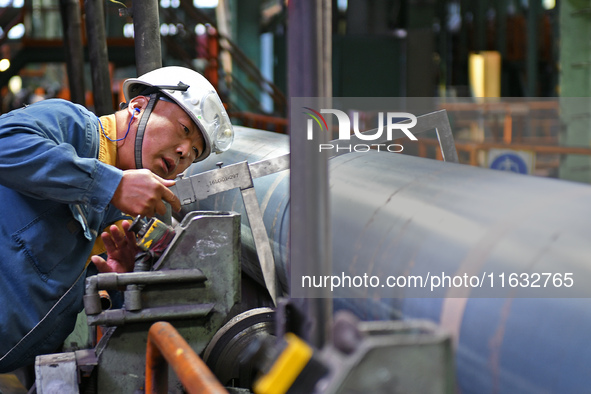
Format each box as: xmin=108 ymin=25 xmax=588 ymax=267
xmin=488 ymin=149 xmax=535 ymax=175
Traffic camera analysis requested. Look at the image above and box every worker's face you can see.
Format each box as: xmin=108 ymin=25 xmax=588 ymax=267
xmin=134 ymin=97 xmax=205 ymax=179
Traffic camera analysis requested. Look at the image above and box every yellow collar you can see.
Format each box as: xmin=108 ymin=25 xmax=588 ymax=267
xmin=89 ymin=114 xmax=122 ymax=267
xmin=98 ymin=115 xmax=117 ymax=166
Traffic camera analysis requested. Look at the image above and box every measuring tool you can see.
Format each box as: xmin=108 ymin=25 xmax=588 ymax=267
xmin=169 ymin=154 xmax=290 ymax=305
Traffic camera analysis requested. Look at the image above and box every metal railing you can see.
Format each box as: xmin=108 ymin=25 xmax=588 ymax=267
xmin=416 ymin=137 xmax=591 ymax=167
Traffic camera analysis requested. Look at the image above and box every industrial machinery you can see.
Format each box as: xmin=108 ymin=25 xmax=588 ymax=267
xmin=34 ymin=204 xmax=454 ymax=393
xmin=32 ymin=110 xmax=591 ymax=393
xmin=36 ymin=210 xmax=243 ymax=393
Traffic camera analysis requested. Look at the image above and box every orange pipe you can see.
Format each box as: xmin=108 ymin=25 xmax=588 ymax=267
xmin=503 ymin=110 xmax=513 ymax=144
xmin=417 ymin=140 xmax=427 ymax=158
xmin=145 ymin=321 xmax=228 ymax=394
xmin=206 ymin=26 xmax=220 ymax=89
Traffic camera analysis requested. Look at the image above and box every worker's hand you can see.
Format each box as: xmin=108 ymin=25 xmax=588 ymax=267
xmin=111 ymin=169 xmax=181 ymax=217
xmin=91 ymin=221 xmax=139 ymax=274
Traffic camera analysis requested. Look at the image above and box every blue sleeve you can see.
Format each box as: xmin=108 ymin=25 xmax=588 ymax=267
xmin=0 ymin=99 xmax=122 ymax=212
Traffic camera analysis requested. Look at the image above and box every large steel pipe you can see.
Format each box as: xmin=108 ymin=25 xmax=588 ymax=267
xmin=181 ymin=127 xmax=591 ymax=393
xmin=327 ymin=151 xmax=591 ymax=393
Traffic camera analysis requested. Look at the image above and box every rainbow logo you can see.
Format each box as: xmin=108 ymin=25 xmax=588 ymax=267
xmin=302 ymin=107 xmax=328 ymax=131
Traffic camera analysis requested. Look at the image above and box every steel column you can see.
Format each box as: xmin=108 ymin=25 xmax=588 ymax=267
xmin=59 ymin=0 xmax=85 ymax=105
xmin=287 ymin=0 xmax=333 ymax=349
xmin=526 ymin=0 xmax=540 ymax=96
xmin=85 ymin=0 xmax=114 ymax=115
xmin=132 ymin=0 xmax=162 ymax=75
xmin=558 ymin=0 xmax=591 ymax=183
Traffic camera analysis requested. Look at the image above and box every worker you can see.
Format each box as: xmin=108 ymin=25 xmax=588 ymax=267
xmin=0 ymin=66 xmax=234 ymax=373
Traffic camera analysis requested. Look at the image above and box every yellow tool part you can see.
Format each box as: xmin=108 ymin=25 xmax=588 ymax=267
xmin=253 ymin=333 xmax=313 ymax=394
xmin=137 ymin=218 xmax=174 ymax=252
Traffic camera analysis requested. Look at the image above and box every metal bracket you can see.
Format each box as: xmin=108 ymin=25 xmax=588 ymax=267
xmin=240 ymin=185 xmax=279 ymax=305
xmin=170 ymin=155 xmax=290 ymax=306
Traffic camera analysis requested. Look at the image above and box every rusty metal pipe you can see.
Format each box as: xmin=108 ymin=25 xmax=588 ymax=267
xmin=146 ymin=321 xmax=228 ymax=394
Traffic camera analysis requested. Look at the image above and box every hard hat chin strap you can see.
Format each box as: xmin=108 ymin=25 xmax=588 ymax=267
xmin=134 ymin=93 xmax=160 ymax=170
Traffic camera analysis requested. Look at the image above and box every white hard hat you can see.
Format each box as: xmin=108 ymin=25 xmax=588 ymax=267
xmin=122 ymin=66 xmax=234 ymax=164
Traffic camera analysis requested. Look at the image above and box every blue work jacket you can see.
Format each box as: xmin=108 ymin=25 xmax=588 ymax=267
xmin=0 ymin=99 xmax=124 ymax=372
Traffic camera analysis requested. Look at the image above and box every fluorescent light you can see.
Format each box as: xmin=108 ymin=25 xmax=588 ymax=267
xmin=193 ymin=0 xmax=218 ymax=8
xmin=0 ymin=59 xmax=10 ymax=72
xmin=7 ymin=23 xmax=24 ymax=39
